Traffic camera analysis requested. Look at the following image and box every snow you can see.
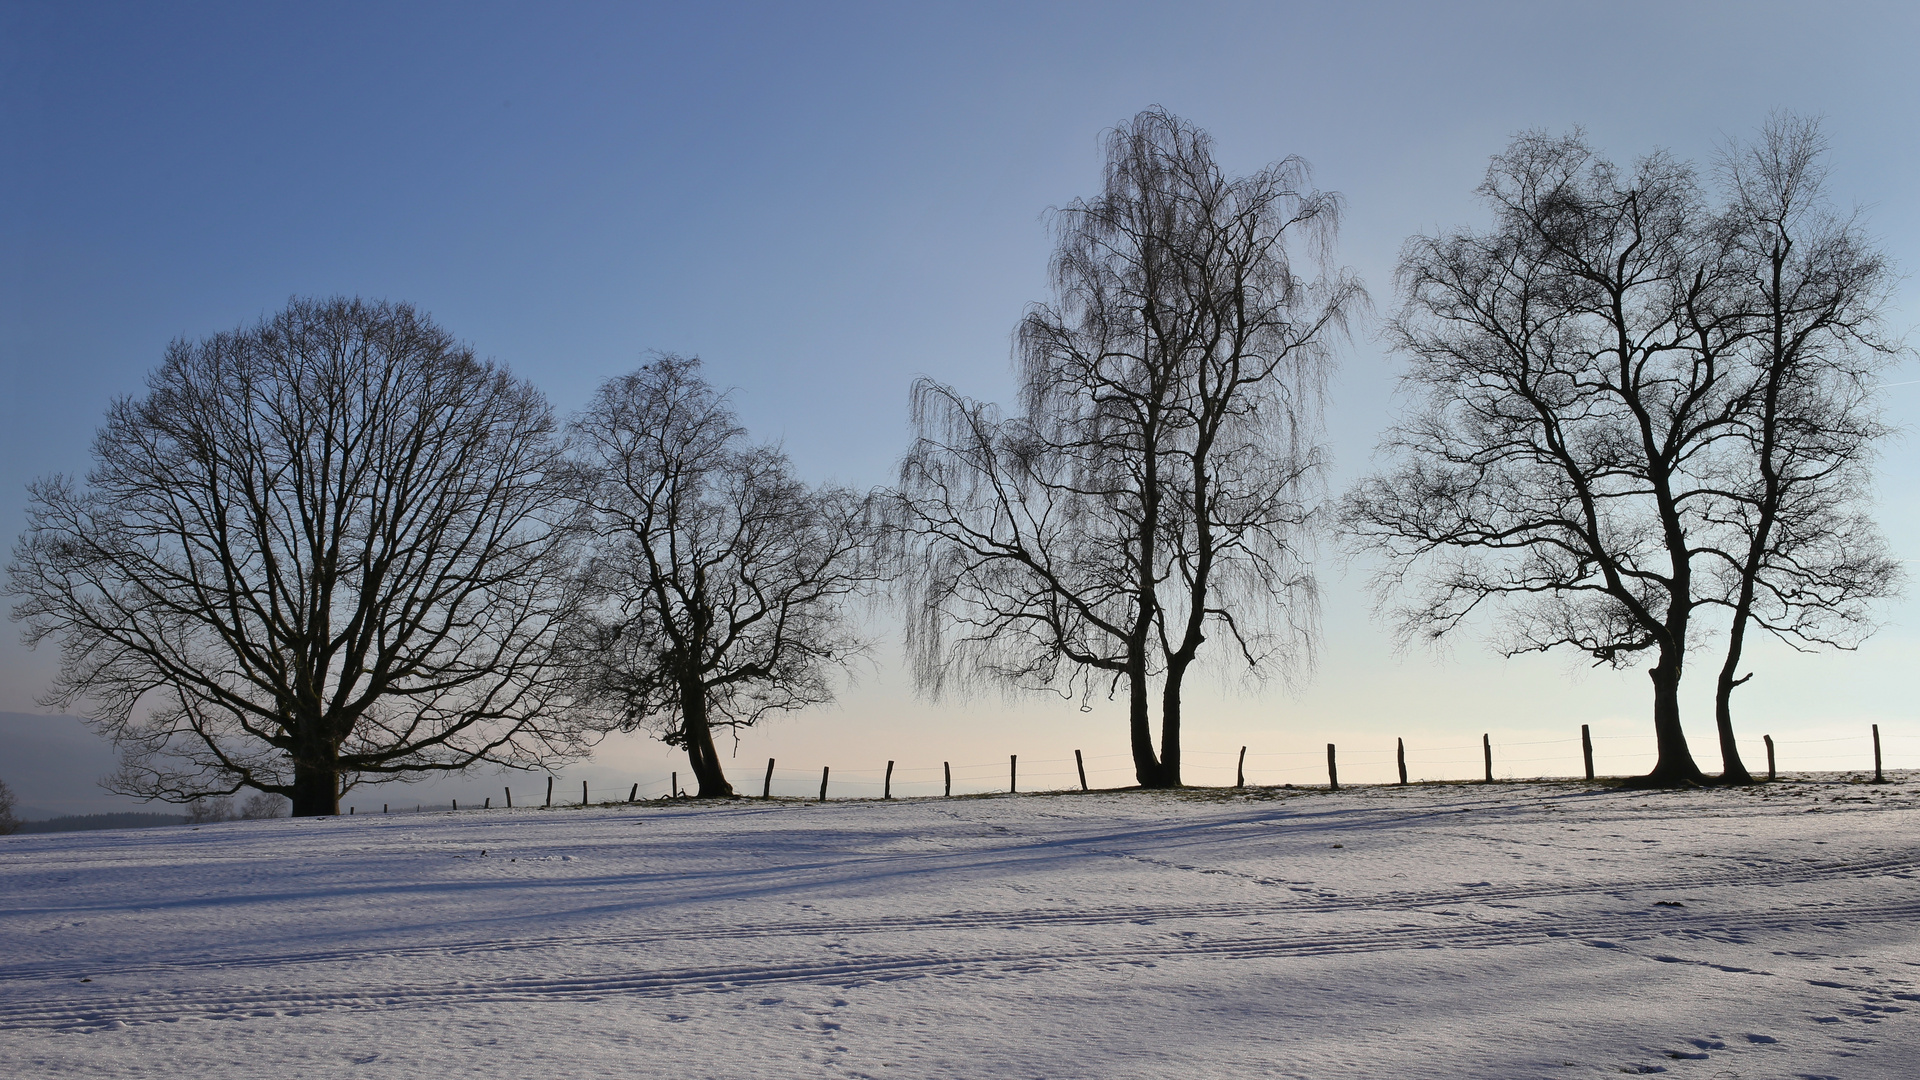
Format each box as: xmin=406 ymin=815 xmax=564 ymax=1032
xmin=2 ymin=778 xmax=1915 ymax=1078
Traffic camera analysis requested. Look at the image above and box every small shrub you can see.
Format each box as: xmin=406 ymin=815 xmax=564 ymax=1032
xmin=184 ymin=796 xmax=235 ymax=824
xmin=239 ymin=793 xmax=289 ymax=819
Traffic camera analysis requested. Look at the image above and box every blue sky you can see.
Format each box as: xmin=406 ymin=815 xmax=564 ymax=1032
xmin=4 ymin=1 xmax=1917 ymax=809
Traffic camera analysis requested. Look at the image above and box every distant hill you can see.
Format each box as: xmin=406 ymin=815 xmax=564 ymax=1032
xmin=15 ymin=812 xmax=188 ymax=834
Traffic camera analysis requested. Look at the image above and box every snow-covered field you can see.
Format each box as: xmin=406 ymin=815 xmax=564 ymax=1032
xmin=2 ymin=778 xmax=1915 ymax=1079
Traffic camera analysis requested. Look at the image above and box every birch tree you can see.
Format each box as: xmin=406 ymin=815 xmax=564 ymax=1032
xmin=897 ymin=109 xmax=1357 ymax=786
xmin=1701 ymin=115 xmax=1904 ymax=780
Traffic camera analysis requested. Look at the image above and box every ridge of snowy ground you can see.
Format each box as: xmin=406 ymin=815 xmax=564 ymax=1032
xmin=1 ymin=777 xmax=1915 ymax=1078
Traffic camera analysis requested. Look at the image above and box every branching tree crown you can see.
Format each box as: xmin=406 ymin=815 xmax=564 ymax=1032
xmin=8 ymin=298 xmax=588 ymax=815
xmin=1699 ymin=115 xmax=1904 ymax=779
xmin=562 ymin=355 xmax=880 ymax=797
xmin=1346 ymin=121 xmax=1902 ymax=784
xmin=897 ymin=108 xmax=1359 ymax=787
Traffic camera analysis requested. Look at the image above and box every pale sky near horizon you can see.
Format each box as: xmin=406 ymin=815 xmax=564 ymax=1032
xmin=4 ymin=1 xmax=1917 ymax=812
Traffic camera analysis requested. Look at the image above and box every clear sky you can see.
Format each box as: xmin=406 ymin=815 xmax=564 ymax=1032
xmin=4 ymin=1 xmax=1916 ymax=810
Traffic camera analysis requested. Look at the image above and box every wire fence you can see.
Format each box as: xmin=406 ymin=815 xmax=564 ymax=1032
xmin=339 ymin=725 xmax=1912 ymax=815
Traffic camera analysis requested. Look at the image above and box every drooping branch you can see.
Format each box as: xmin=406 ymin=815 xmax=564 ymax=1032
xmin=894 ymin=108 xmax=1356 ymax=787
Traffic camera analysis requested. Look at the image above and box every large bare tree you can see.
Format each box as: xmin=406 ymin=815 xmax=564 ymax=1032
xmin=562 ymin=356 xmax=879 ymax=797
xmin=1346 ymin=132 xmax=1749 ymax=784
xmin=1347 ymin=124 xmax=1903 ymax=786
xmin=897 ymin=108 xmax=1358 ymax=787
xmin=8 ymin=298 xmax=587 ymax=816
xmin=1700 ymin=116 xmax=1904 ymax=781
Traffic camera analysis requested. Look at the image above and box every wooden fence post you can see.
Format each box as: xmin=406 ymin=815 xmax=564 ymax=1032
xmin=383 ymin=804 xmax=388 ymax=814
xmin=1482 ymin=734 xmax=1493 ymax=782
xmin=1581 ymin=724 xmax=1595 ymax=780
xmin=884 ymin=760 xmax=895 ymax=799
xmin=349 ymin=806 xmax=354 ymax=814
xmin=763 ymin=758 xmax=776 ymax=799
xmin=628 ymin=783 xmax=638 ymax=803
xmin=1397 ymin=738 xmax=1408 ymax=786
xmin=1236 ymin=746 xmax=1247 ymax=788
xmin=453 ymin=799 xmax=458 ymax=811
xmin=1764 ymin=734 xmax=1776 ymax=781
xmin=545 ymin=776 xmax=553 ymax=807
xmin=819 ymin=766 xmax=830 ymax=802
xmin=485 ymin=797 xmax=491 ymax=809
xmin=944 ymin=761 xmax=951 ymax=797
xmin=1326 ymin=743 xmax=1339 ymax=791
xmin=582 ymin=780 xmax=588 ymax=806
xmin=505 ymin=787 xmax=513 ymax=808
xmin=671 ymin=772 xmax=678 ymax=799
xmin=1076 ymin=749 xmax=1089 ymax=791
xmin=1010 ymin=755 xmax=1017 ymax=794
xmin=1873 ymin=724 xmax=1884 ymax=783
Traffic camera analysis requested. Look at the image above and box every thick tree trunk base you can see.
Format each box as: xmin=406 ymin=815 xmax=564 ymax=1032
xmin=290 ymin=762 xmax=341 ymax=817
xmin=1131 ymin=757 xmax=1181 ymax=789
xmin=677 ymin=704 xmax=735 ymax=798
xmin=1617 ymin=764 xmax=1708 ymax=790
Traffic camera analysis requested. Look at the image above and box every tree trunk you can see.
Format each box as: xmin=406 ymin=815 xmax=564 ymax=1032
xmin=1129 ymin=385 xmax=1168 ymax=790
xmin=1127 ymin=658 xmax=1164 ymax=787
xmin=678 ymin=677 xmax=735 ymax=797
xmin=1710 ymin=267 xmax=1781 ymax=787
xmin=1712 ymin=638 xmax=1755 ymax=785
xmin=1157 ymin=667 xmax=1186 ymax=788
xmin=290 ymin=754 xmax=340 ymax=817
xmin=1642 ymin=654 xmax=1705 ymax=786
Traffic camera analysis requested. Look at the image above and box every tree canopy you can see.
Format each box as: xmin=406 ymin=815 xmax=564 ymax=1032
xmin=9 ymin=298 xmax=589 ymax=815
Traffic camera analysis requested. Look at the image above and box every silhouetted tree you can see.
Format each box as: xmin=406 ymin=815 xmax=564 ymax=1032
xmin=562 ymin=356 xmax=880 ymax=797
xmin=184 ymin=796 xmax=235 ymax=824
xmin=1347 ymin=131 xmax=1747 ymax=785
xmin=1348 ymin=125 xmax=1904 ymax=787
xmin=238 ymin=791 xmax=289 ymax=819
xmin=9 ymin=298 xmax=589 ymax=816
xmin=1702 ymin=115 xmax=1904 ymax=781
xmin=0 ymin=777 xmax=18 ymax=835
xmin=897 ymin=109 xmax=1358 ymax=786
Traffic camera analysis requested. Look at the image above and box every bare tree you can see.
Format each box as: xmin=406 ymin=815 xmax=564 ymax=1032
xmin=9 ymin=298 xmax=588 ymax=816
xmin=1347 ymin=125 xmax=1905 ymax=786
xmin=562 ymin=356 xmax=879 ymax=797
xmin=184 ymin=796 xmax=235 ymax=824
xmin=0 ymin=777 xmax=18 ymax=835
xmin=238 ymin=791 xmax=289 ymax=819
xmin=1346 ymin=131 xmax=1753 ymax=785
xmin=897 ymin=108 xmax=1357 ymax=787
xmin=1701 ymin=115 xmax=1904 ymax=781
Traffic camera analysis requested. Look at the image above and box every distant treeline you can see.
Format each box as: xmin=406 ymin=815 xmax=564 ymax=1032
xmin=16 ymin=812 xmax=189 ymax=834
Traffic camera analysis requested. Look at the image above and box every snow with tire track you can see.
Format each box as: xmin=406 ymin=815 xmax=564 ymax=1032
xmin=1 ymin=779 xmax=1916 ymax=1078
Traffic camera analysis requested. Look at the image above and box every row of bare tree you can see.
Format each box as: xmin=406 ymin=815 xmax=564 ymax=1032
xmin=5 ymin=306 xmax=878 ymax=814
xmin=7 ymin=110 xmax=1902 ymax=815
